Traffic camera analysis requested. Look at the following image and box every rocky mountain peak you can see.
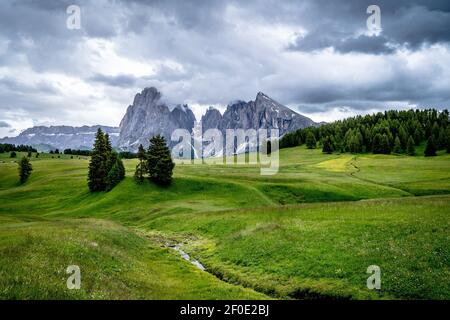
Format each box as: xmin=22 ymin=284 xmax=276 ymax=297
xmin=201 ymin=91 xmax=317 ymax=138
xmin=132 ymin=87 xmax=161 ymax=107
xmin=118 ymin=88 xmax=196 ymax=151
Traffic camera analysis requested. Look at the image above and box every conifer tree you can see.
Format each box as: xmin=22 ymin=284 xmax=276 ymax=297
xmin=446 ymin=128 xmax=450 ymax=153
xmin=305 ymin=132 xmax=316 ymax=149
xmin=105 ymin=154 xmax=125 ymax=191
xmin=10 ymin=151 xmax=16 ymax=158
xmin=88 ymin=130 xmax=125 ymax=192
xmin=146 ymin=135 xmax=175 ymax=185
xmin=413 ymin=127 xmax=423 ymax=146
xmin=407 ymin=136 xmax=416 ymax=156
xmin=437 ymin=127 xmax=446 ymax=149
xmin=88 ymin=128 xmax=108 ymax=192
xmin=424 ymin=135 xmax=437 ymax=157
xmin=373 ymin=134 xmax=391 ymax=154
xmin=322 ymin=136 xmax=333 ymax=154
xmin=398 ymin=125 xmax=408 ymax=149
xmin=393 ymin=136 xmax=402 ymax=153
xmin=18 ymin=156 xmax=33 ymax=184
xmin=134 ymin=144 xmax=146 ymax=183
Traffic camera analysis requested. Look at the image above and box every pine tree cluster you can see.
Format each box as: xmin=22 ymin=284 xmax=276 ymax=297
xmin=280 ymin=109 xmax=450 ymax=157
xmin=134 ymin=135 xmax=175 ymax=186
xmin=87 ymin=128 xmax=125 ymax=192
xmin=0 ymin=143 xmax=37 ymax=153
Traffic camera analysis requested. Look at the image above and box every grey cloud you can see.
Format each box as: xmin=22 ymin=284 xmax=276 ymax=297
xmin=89 ymin=74 xmax=139 ymax=88
xmin=0 ymin=121 xmax=11 ymax=128
xmin=288 ymin=0 xmax=450 ymax=54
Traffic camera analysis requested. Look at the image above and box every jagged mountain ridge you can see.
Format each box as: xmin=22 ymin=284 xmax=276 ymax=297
xmin=0 ymin=125 xmax=119 ymax=152
xmin=202 ymin=92 xmax=317 ymax=137
xmin=117 ymin=87 xmax=196 ymax=150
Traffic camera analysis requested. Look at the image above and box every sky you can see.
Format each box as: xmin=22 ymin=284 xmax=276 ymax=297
xmin=1 ymin=0 xmax=450 ymax=138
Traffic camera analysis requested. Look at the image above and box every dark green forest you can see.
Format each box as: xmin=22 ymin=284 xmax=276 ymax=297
xmin=280 ymin=109 xmax=450 ymax=156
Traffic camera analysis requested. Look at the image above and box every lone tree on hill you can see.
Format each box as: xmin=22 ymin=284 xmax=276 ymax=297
xmin=305 ymin=132 xmax=317 ymax=149
xmin=88 ymin=128 xmax=125 ymax=192
xmin=322 ymin=136 xmax=333 ymax=154
xmin=10 ymin=151 xmax=16 ymax=158
xmin=145 ymin=135 xmax=175 ymax=185
xmin=18 ymin=156 xmax=33 ymax=184
xmin=407 ymin=136 xmax=416 ymax=156
xmin=424 ymin=135 xmax=437 ymax=157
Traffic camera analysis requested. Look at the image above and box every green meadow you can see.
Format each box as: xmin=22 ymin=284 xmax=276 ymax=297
xmin=0 ymin=146 xmax=449 ymax=299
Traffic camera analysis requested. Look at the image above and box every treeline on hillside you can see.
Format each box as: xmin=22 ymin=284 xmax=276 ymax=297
xmin=280 ymin=109 xmax=450 ymax=156
xmin=0 ymin=143 xmax=37 ymax=153
xmin=118 ymin=151 xmax=138 ymax=159
xmin=63 ymin=149 xmax=91 ymax=156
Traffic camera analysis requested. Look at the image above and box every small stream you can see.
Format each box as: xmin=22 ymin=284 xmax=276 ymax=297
xmin=167 ymin=243 xmax=206 ymax=271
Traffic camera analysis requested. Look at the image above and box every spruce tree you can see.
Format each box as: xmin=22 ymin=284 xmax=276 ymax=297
xmin=10 ymin=151 xmax=16 ymax=158
xmin=372 ymin=134 xmax=384 ymax=154
xmin=146 ymin=135 xmax=175 ymax=185
xmin=398 ymin=125 xmax=408 ymax=149
xmin=413 ymin=127 xmax=423 ymax=146
xmin=134 ymin=144 xmax=146 ymax=183
xmin=305 ymin=132 xmax=316 ymax=149
xmin=446 ymin=128 xmax=450 ymax=153
xmin=393 ymin=136 xmax=402 ymax=153
xmin=407 ymin=136 xmax=416 ymax=156
xmin=88 ymin=128 xmax=108 ymax=192
xmin=18 ymin=156 xmax=33 ymax=184
xmin=424 ymin=135 xmax=437 ymax=157
xmin=105 ymin=156 xmax=125 ymax=191
xmin=437 ymin=127 xmax=446 ymax=149
xmin=322 ymin=136 xmax=333 ymax=154
xmin=381 ymin=134 xmax=391 ymax=154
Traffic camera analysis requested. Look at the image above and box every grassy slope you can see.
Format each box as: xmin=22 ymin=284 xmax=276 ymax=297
xmin=0 ymin=216 xmax=265 ymax=299
xmin=0 ymin=147 xmax=449 ymax=299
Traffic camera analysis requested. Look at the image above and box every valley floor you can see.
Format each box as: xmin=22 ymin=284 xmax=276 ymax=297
xmin=0 ymin=147 xmax=449 ymax=299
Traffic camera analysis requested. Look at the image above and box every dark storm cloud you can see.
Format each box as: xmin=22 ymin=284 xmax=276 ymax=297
xmin=288 ymin=0 xmax=450 ymax=54
xmin=0 ymin=0 xmax=449 ymax=133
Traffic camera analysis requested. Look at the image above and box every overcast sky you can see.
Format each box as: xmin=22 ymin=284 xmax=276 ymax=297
xmin=1 ymin=0 xmax=450 ymax=137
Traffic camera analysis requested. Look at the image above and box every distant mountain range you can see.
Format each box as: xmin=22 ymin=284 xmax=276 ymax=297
xmin=0 ymin=125 xmax=119 ymax=152
xmin=1 ymin=87 xmax=319 ymax=152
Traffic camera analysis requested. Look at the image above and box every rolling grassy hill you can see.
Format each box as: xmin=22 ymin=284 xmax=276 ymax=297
xmin=0 ymin=147 xmax=449 ymax=299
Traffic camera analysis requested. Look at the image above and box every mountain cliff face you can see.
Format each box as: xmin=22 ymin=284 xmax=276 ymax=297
xmin=201 ymin=92 xmax=317 ymax=136
xmin=0 ymin=125 xmax=119 ymax=151
xmin=117 ymin=87 xmax=196 ymax=150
